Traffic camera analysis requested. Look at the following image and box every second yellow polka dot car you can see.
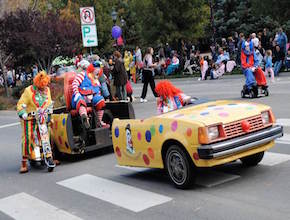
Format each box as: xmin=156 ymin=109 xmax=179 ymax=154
xmin=112 ymin=100 xmax=283 ymax=189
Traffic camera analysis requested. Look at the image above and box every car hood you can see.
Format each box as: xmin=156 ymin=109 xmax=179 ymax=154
xmin=156 ymin=100 xmax=271 ymax=126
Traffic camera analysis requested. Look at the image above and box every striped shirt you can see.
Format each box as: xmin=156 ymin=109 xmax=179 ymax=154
xmin=72 ymin=71 xmax=85 ymax=95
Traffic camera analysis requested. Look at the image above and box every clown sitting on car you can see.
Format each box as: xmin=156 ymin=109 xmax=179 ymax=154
xmin=71 ymin=60 xmax=108 ymax=129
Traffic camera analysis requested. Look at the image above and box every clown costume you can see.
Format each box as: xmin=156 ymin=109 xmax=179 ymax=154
xmin=17 ymin=71 xmax=54 ymax=173
xmin=155 ymin=80 xmax=191 ymax=114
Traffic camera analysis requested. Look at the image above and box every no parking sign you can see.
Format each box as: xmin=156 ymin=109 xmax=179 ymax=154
xmin=80 ymin=7 xmax=95 ymax=25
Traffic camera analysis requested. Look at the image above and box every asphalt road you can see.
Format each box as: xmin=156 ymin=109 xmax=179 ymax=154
xmin=0 ymin=73 xmax=290 ymax=220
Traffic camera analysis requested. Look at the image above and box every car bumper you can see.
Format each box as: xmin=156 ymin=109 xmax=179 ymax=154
xmin=198 ymin=125 xmax=283 ymax=159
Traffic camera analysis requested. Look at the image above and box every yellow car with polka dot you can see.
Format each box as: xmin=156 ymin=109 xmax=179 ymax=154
xmin=112 ymin=100 xmax=283 ymax=189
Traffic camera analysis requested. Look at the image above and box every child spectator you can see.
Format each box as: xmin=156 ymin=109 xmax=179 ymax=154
xmin=199 ymin=56 xmax=209 ymax=80
xmin=264 ymin=50 xmax=275 ymax=82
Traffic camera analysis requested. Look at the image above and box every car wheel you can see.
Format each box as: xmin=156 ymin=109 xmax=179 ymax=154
xmin=165 ymin=145 xmax=195 ymax=189
xmin=240 ymin=151 xmax=264 ymax=166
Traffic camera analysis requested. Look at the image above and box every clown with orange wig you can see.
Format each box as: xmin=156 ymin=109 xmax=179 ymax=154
xmin=155 ymin=80 xmax=191 ymax=114
xmin=17 ymin=71 xmax=53 ymax=173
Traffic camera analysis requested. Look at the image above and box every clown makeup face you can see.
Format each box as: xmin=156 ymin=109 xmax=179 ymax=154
xmin=125 ymin=124 xmax=135 ymax=154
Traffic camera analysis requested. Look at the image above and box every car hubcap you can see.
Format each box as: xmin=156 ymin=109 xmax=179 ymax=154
xmin=167 ymin=150 xmax=187 ymax=185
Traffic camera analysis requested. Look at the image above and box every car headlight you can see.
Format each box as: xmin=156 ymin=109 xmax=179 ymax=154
xmin=208 ymin=126 xmax=219 ymax=141
xmin=261 ymin=111 xmax=270 ymax=125
xmin=199 ymin=125 xmax=224 ymax=144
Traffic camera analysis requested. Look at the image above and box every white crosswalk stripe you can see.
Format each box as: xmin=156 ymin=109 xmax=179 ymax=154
xmin=276 ymin=119 xmax=290 ymax=127
xmin=0 ymin=192 xmax=82 ymax=220
xmin=260 ymin=152 xmax=290 ymax=166
xmin=57 ymin=174 xmax=172 ymax=212
xmin=276 ymin=133 xmax=290 ymax=145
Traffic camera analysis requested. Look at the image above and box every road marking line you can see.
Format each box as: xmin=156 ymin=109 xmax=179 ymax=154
xmin=57 ymin=174 xmax=172 ymax=212
xmin=0 ymin=122 xmax=20 ymax=129
xmin=260 ymin=152 xmax=290 ymax=166
xmin=195 ymin=171 xmax=240 ymax=188
xmin=115 ymin=164 xmax=150 ymax=172
xmin=0 ymin=192 xmax=82 ymax=220
xmin=276 ymin=119 xmax=290 ymax=127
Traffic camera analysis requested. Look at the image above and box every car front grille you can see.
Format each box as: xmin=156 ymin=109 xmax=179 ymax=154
xmin=223 ymin=115 xmax=269 ymax=139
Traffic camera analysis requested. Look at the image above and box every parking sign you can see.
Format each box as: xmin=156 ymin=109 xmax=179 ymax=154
xmin=81 ymin=25 xmax=98 ymax=47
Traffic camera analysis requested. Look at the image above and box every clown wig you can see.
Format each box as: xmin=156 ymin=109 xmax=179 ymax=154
xmin=33 ymin=71 xmax=50 ymax=89
xmin=155 ymin=80 xmax=183 ymax=99
xmin=87 ymin=63 xmax=95 ymax=73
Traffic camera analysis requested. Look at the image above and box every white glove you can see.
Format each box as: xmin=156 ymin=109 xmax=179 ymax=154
xmin=22 ymin=113 xmax=28 ymax=120
xmin=250 ymin=67 xmax=256 ymax=72
xmin=74 ymin=93 xmax=81 ymax=102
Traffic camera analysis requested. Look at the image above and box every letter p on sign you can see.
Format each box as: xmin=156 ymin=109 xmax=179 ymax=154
xmin=83 ymin=26 xmax=90 ymax=37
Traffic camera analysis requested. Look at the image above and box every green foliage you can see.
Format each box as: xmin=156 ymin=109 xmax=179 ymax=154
xmin=213 ymin=0 xmax=290 ymax=38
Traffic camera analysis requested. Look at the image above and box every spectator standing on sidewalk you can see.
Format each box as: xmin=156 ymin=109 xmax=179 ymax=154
xmin=140 ymin=47 xmax=158 ymax=103
xmin=261 ymin=28 xmax=270 ymax=50
xmin=273 ymin=45 xmax=285 ymax=76
xmin=112 ymin=51 xmax=128 ymax=100
xmin=276 ymin=27 xmax=288 ymax=55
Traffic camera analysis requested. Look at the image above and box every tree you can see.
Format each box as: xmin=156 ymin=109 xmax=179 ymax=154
xmin=0 ymin=9 xmax=81 ymax=73
xmin=213 ymin=0 xmax=290 ymax=39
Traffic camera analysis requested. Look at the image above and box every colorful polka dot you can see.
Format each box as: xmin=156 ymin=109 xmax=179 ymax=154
xmin=187 ymin=128 xmax=192 ymax=137
xmin=159 ymin=124 xmax=163 ymax=133
xmin=143 ymin=154 xmax=150 ymax=165
xmin=115 ymin=127 xmax=119 ymax=138
xmin=137 ymin=132 xmax=142 ymax=140
xmin=150 ymin=125 xmax=156 ymax=136
xmin=148 ymin=148 xmax=154 ymax=159
xmin=171 ymin=121 xmax=178 ymax=132
xmin=200 ymin=111 xmax=209 ymax=116
xmin=65 ymin=142 xmax=69 ymax=149
xmin=219 ymin=112 xmax=229 ymax=117
xmin=62 ymin=118 xmax=66 ymax=126
xmin=115 ymin=146 xmax=121 ymax=157
xmin=145 ymin=130 xmax=151 ymax=143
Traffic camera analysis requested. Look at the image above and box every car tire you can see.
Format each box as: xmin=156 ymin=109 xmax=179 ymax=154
xmin=240 ymin=151 xmax=264 ymax=167
xmin=165 ymin=145 xmax=195 ymax=189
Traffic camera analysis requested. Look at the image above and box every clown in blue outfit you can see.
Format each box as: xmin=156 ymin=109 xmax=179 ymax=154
xmin=71 ymin=60 xmax=108 ymax=129
xmin=241 ymin=39 xmax=267 ymax=93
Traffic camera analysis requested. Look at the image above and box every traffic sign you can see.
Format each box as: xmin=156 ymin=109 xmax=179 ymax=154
xmin=81 ymin=24 xmax=98 ymax=47
xmin=80 ymin=7 xmax=95 ymax=25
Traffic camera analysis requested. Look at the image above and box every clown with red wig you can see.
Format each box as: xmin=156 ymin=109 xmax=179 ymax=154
xmin=155 ymin=80 xmax=191 ymax=114
xmin=17 ymin=71 xmax=54 ymax=173
xmin=71 ymin=60 xmax=107 ymax=129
